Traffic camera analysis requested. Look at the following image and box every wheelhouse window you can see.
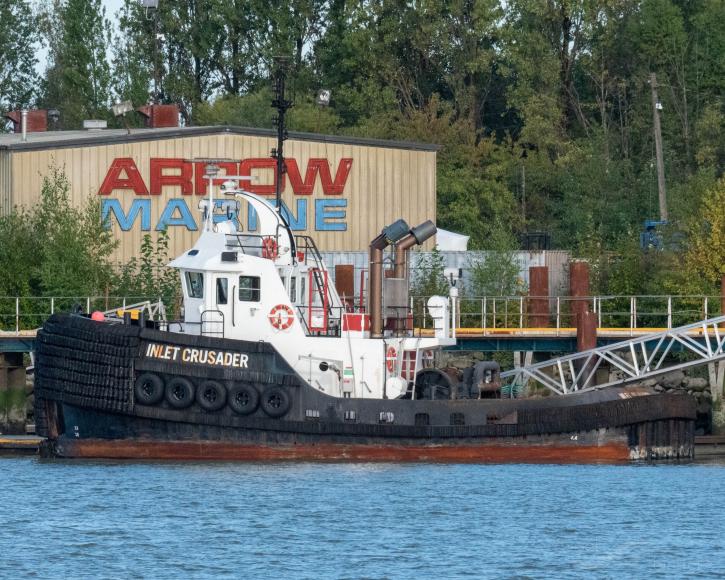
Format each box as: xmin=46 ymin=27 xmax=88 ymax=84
xmin=239 ymin=276 xmax=260 ymax=302
xmin=216 ymin=278 xmax=228 ymax=305
xmin=185 ymin=272 xmax=204 ymax=298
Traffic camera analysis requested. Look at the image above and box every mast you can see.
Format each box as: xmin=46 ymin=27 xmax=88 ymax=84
xmin=271 ymin=57 xmax=293 ymax=215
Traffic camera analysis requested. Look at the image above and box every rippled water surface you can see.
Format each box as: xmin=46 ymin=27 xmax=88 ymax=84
xmin=2 ymin=457 xmax=725 ymax=579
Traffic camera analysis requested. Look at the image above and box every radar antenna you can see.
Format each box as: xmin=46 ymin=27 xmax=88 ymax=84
xmin=271 ymin=56 xmax=293 ymax=215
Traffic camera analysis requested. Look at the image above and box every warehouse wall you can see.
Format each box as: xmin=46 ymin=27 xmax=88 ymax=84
xmin=0 ymin=151 xmax=11 ymax=216
xmin=5 ymin=132 xmax=436 ymax=263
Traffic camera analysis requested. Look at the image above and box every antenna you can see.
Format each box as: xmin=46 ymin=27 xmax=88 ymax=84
xmin=271 ymin=56 xmax=293 ymax=215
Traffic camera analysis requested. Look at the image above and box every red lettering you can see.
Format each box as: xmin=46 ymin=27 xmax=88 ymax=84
xmin=98 ymin=158 xmax=148 ymax=195
xmin=316 ymin=158 xmax=353 ymax=195
xmin=98 ymin=156 xmax=353 ymax=197
xmin=239 ymin=158 xmax=282 ymax=195
xmin=150 ymin=158 xmax=193 ymax=195
xmin=285 ymin=159 xmax=315 ymax=195
xmin=194 ymin=162 xmax=238 ymax=195
xmin=284 ymin=158 xmax=353 ymax=195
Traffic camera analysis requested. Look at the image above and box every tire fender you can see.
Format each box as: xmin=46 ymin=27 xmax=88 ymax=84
xmin=134 ymin=372 xmax=164 ymax=405
xmin=261 ymin=386 xmax=291 ymax=418
xmin=196 ymin=380 xmax=227 ymax=412
xmin=228 ymin=383 xmax=260 ymax=415
xmin=165 ymin=377 xmax=195 ymax=409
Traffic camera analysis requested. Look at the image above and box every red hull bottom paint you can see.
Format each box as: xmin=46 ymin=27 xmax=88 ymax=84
xmin=54 ymin=439 xmax=632 ymax=464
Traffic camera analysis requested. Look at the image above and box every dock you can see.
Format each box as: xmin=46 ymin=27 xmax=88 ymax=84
xmin=0 ymin=435 xmax=44 ymax=453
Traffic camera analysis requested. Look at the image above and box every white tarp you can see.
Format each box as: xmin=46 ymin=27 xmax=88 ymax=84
xmin=435 ymin=228 xmax=469 ymax=252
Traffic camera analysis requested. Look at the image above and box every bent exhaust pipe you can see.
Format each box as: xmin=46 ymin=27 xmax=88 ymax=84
xmin=368 ymin=220 xmax=409 ymax=338
xmin=393 ymin=220 xmax=436 ymax=278
xmin=369 ymin=220 xmax=436 ymax=338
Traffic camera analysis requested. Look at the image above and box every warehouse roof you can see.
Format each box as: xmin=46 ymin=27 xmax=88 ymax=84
xmin=0 ymin=125 xmax=439 ymax=153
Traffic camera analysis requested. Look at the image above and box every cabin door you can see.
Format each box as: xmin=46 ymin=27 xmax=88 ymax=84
xmin=212 ymin=275 xmax=234 ymax=336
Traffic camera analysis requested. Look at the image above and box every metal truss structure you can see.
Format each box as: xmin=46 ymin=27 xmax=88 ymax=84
xmin=500 ymin=315 xmax=725 ymax=396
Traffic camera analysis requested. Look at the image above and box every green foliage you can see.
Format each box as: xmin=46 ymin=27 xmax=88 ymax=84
xmin=682 ymin=178 xmax=725 ymax=291
xmin=0 ymin=0 xmax=39 ymax=114
xmin=116 ymin=230 xmax=180 ymax=311
xmin=19 ymin=0 xmax=725 ymax=289
xmin=468 ymin=227 xmax=525 ymax=297
xmin=410 ymin=248 xmax=449 ymax=298
xmin=39 ymin=0 xmax=112 ymax=128
xmin=0 ymin=166 xmax=118 ymax=328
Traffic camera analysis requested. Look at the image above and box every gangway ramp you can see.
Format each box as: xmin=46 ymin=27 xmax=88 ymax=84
xmin=501 ymin=315 xmax=725 ymax=396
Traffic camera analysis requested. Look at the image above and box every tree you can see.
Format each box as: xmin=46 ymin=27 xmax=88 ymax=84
xmin=40 ymin=0 xmax=112 ymax=128
xmin=0 ymin=0 xmax=39 ymax=115
xmin=112 ymin=0 xmax=154 ymax=113
xmin=682 ymin=178 xmax=725 ymax=291
xmin=468 ymin=226 xmax=524 ymax=297
xmin=0 ymin=166 xmax=118 ymax=329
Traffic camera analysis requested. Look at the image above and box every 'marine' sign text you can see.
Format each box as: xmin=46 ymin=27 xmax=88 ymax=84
xmin=100 ymin=157 xmax=353 ymax=233
xmin=144 ymin=343 xmax=250 ymax=368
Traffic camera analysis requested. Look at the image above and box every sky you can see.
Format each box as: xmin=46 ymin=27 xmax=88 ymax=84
xmin=104 ymin=0 xmax=125 ymax=20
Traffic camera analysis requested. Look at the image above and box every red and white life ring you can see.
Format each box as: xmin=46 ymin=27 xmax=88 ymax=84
xmin=386 ymin=346 xmax=397 ymax=373
xmin=262 ymin=237 xmax=278 ymax=260
xmin=268 ymin=304 xmax=295 ymax=330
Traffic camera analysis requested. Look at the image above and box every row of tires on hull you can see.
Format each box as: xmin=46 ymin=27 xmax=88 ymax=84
xmin=134 ymin=373 xmax=291 ymax=418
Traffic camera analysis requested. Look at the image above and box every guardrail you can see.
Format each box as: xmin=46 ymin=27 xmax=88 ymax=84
xmin=411 ymin=295 xmax=723 ymax=335
xmin=2 ymin=294 xmax=722 ymax=336
xmin=0 ymin=296 xmax=169 ymax=333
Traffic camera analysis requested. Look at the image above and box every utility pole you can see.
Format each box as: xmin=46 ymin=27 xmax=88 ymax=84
xmin=271 ymin=57 xmax=292 ymax=214
xmin=649 ymin=73 xmax=668 ymax=221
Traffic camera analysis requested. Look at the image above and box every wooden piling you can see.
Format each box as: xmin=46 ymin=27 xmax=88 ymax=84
xmin=528 ymin=266 xmax=549 ymax=327
xmin=569 ymin=260 xmax=590 ymax=325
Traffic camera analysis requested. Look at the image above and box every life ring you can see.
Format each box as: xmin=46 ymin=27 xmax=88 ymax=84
xmin=262 ymin=237 xmax=278 ymax=259
xmin=386 ymin=346 xmax=397 ymax=373
xmin=268 ymin=304 xmax=295 ymax=330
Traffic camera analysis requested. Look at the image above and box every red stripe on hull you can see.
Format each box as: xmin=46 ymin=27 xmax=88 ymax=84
xmin=54 ymin=438 xmax=632 ymax=463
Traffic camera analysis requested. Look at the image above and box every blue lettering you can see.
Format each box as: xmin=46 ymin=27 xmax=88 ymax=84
xmin=157 ymin=199 xmax=197 ymax=231
xmin=212 ymin=200 xmax=239 ymax=225
xmin=315 ymin=199 xmax=347 ymax=231
xmin=247 ymin=199 xmax=308 ymax=231
xmin=277 ymin=199 xmax=307 ymax=231
xmin=101 ymin=199 xmax=151 ymax=231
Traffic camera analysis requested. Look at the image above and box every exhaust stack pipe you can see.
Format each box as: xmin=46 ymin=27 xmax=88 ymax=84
xmin=21 ymin=110 xmax=28 ymax=142
xmin=368 ymin=219 xmax=410 ymax=338
xmin=393 ymin=220 xmax=436 ymax=278
xmin=369 ymin=219 xmax=436 ymax=338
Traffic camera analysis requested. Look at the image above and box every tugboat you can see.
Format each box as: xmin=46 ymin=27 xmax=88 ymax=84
xmin=33 ymin=174 xmax=696 ymax=462
xmin=32 ymin=64 xmax=695 ymax=462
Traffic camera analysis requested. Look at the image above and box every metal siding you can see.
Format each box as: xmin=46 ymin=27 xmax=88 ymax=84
xmin=0 ymin=151 xmax=11 ymax=214
xmin=7 ymin=134 xmax=435 ymax=264
xmin=320 ymin=250 xmax=571 ymax=297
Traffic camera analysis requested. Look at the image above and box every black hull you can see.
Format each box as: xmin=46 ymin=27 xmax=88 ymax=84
xmin=34 ymin=315 xmax=697 ymax=462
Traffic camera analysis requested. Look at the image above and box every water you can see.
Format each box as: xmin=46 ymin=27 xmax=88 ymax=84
xmin=2 ymin=458 xmax=725 ymax=579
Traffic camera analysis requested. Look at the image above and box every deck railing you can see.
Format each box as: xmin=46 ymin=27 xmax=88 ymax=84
xmin=411 ymin=294 xmax=723 ymax=335
xmin=1 ymin=294 xmax=722 ymax=336
xmin=0 ymin=296 xmax=167 ymax=333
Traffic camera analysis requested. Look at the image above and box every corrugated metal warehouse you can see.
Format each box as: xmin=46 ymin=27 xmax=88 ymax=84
xmin=0 ymin=124 xmax=437 ymax=263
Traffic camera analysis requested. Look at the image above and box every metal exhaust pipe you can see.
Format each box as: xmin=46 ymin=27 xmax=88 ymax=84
xmin=393 ymin=220 xmax=437 ymax=278
xmin=369 ymin=219 xmax=409 ymax=338
xmin=21 ymin=109 xmax=27 ymax=142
